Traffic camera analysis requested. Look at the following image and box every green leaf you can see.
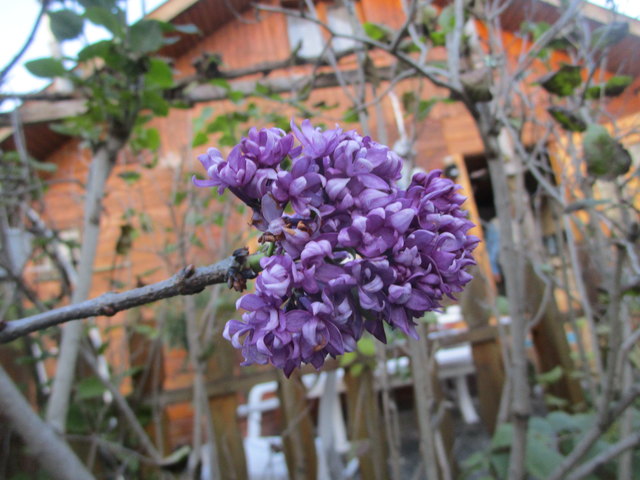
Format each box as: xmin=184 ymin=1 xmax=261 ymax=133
xmin=75 ymin=376 xmax=106 ymax=400
xmin=145 ymin=58 xmax=173 ymax=88
xmin=141 ymin=90 xmax=169 ymax=116
xmin=28 ymin=158 xmax=58 ymax=173
xmin=402 ymin=91 xmax=417 ymax=112
xmin=538 ymin=64 xmax=582 ymax=97
xmin=48 ymin=10 xmax=84 ymax=41
xmin=129 ymin=19 xmax=165 ymax=54
xmin=115 ymin=224 xmax=134 ymax=255
xmin=547 ymin=411 xmax=581 ymax=433
xmin=132 ymin=127 xmax=161 ymax=151
xmin=210 ymin=78 xmax=231 ymax=90
xmin=526 ymin=434 xmax=565 ymax=478
xmin=77 ymin=40 xmax=112 ymax=62
xmin=489 ymin=452 xmax=509 ymax=479
xmin=437 ymin=5 xmax=456 ymax=35
xmin=583 ymin=124 xmax=632 ymax=179
xmin=339 ymin=351 xmax=357 ymax=367
xmin=192 ymin=131 xmax=208 ymax=147
xmin=350 ymin=363 xmax=364 ymax=377
xmin=189 ymin=233 xmax=204 ymax=248
xmin=548 ymin=106 xmax=587 ymax=132
xmin=144 ymin=128 xmax=161 ymax=151
xmin=535 ymin=365 xmax=564 ymax=385
xmin=585 ymin=75 xmax=633 ymax=99
xmin=228 ymin=90 xmax=244 ymax=104
xmin=254 ymin=83 xmax=271 ymax=96
xmin=173 ymin=191 xmax=187 ymax=206
xmin=118 ymin=171 xmax=141 ymax=184
xmin=545 ymin=393 xmax=569 ymax=409
xmin=429 ymin=31 xmax=446 ymax=46
xmin=84 ymin=6 xmax=123 ymax=36
xmin=491 ymin=423 xmax=513 ymax=450
xmin=25 ymin=57 xmax=66 ymax=78
xmin=363 ymin=22 xmax=390 ymax=42
xmin=417 ymin=99 xmax=437 ymax=120
xmin=342 ymin=107 xmax=359 ymax=123
xmin=356 ymin=337 xmax=376 ymax=357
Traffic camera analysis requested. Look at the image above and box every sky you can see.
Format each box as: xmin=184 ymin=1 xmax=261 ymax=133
xmin=0 ymin=0 xmax=168 ymax=107
xmin=0 ymin=0 xmax=638 ymax=103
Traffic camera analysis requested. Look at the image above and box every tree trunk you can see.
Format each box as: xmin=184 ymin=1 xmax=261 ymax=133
xmin=46 ymin=135 xmax=124 ymax=433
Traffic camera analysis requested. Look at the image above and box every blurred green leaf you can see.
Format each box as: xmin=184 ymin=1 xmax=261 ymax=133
xmin=417 ymin=99 xmax=438 ymax=120
xmin=526 ymin=436 xmax=564 ymax=478
xmin=548 ymin=106 xmax=587 ymax=132
xmin=535 ymin=365 xmax=564 ymax=385
xmin=350 ymin=363 xmax=364 ymax=377
xmin=129 ymin=19 xmax=165 ymax=53
xmin=84 ymin=6 xmax=123 ymax=36
xmin=28 ymin=158 xmax=58 ymax=173
xmin=141 ymin=90 xmax=169 ymax=116
xmin=340 ymin=351 xmax=357 ymax=367
xmin=118 ymin=171 xmax=141 ymax=184
xmin=363 ymin=22 xmax=390 ymax=42
xmin=583 ymin=123 xmax=631 ymax=179
xmin=49 ymin=9 xmax=85 ymax=41
xmin=429 ymin=31 xmax=446 ymax=46
xmin=585 ymin=75 xmax=633 ymax=99
xmin=25 ymin=57 xmax=66 ymax=78
xmin=491 ymin=423 xmax=513 ymax=450
xmin=229 ymin=90 xmax=244 ymax=104
xmin=192 ymin=131 xmax=208 ymax=147
xmin=357 ymin=337 xmax=376 ymax=357
xmin=145 ymin=58 xmax=173 ymax=88
xmin=538 ymin=64 xmax=582 ymax=97
xmin=342 ymin=107 xmax=359 ymax=123
xmin=211 ymin=78 xmax=231 ymax=90
xmin=75 ymin=376 xmax=106 ymax=400
xmin=78 ymin=40 xmax=112 ymax=62
xmin=173 ymin=191 xmax=187 ymax=206
xmin=438 ymin=5 xmax=456 ymax=34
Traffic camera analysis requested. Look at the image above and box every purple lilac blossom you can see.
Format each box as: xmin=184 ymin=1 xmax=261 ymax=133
xmin=195 ymin=120 xmax=478 ymax=376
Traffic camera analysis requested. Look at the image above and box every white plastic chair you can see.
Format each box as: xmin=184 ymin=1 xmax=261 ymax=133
xmin=231 ymin=371 xmax=353 ymax=480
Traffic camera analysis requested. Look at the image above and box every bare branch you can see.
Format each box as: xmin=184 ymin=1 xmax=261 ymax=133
xmin=0 ymin=0 xmax=49 ymax=84
xmin=548 ymin=384 xmax=640 ymax=480
xmin=0 ymin=251 xmax=253 ymax=343
xmin=567 ymin=431 xmax=640 ymax=480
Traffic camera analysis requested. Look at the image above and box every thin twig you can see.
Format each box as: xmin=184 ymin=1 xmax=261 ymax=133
xmin=566 ymin=430 xmax=640 ymax=480
xmin=547 ymin=384 xmax=640 ymax=480
xmin=0 ymin=0 xmax=49 ymax=84
xmin=0 ymin=253 xmax=251 ymax=343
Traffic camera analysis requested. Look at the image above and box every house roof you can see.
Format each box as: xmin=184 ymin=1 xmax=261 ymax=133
xmin=2 ymin=0 xmax=639 ymax=160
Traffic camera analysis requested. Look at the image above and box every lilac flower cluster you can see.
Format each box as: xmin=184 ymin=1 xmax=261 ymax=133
xmin=194 ymin=120 xmax=478 ymax=376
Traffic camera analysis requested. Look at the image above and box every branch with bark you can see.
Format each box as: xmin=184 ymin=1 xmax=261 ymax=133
xmin=0 ymin=249 xmax=255 ymax=343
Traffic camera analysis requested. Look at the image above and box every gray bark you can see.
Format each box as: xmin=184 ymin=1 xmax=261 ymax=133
xmin=45 ymin=136 xmax=124 ymax=433
xmin=0 ymin=365 xmax=95 ymax=480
